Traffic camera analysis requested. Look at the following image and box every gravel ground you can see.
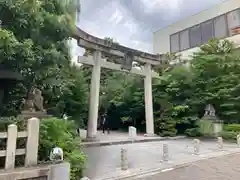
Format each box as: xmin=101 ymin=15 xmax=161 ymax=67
xmin=133 ymin=153 xmax=240 ymax=180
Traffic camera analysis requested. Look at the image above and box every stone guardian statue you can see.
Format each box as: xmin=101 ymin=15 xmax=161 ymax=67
xmin=33 ymin=88 xmax=46 ymax=112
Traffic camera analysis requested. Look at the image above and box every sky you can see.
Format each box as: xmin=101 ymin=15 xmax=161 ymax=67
xmin=71 ymin=0 xmax=226 ymax=59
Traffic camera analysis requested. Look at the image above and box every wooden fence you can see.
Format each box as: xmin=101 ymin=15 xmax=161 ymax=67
xmin=0 ymin=117 xmax=70 ymax=180
xmin=0 ymin=117 xmax=40 ymax=170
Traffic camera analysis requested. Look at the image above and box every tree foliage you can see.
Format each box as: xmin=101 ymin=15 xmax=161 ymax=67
xmin=100 ymin=39 xmax=240 ymax=136
xmin=1 ymin=0 xmax=88 ymax=178
xmin=0 ymin=0 xmax=87 ymax=122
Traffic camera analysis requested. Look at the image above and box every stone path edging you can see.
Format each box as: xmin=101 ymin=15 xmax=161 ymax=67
xmin=95 ymin=148 xmax=240 ymax=180
xmin=82 ymin=136 xmax=186 ymax=147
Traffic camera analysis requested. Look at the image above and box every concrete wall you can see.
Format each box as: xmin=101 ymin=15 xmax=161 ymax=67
xmin=153 ymin=0 xmax=240 ymax=56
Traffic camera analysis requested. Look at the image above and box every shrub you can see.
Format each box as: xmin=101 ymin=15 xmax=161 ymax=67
xmin=154 ymin=117 xmax=177 ymax=137
xmin=38 ymin=117 xmax=86 ymax=180
xmin=219 ymin=131 xmax=239 ymax=140
xmin=185 ymin=128 xmax=201 ymax=137
xmin=0 ymin=116 xmax=25 ymax=132
xmin=223 ymin=124 xmax=240 ymax=132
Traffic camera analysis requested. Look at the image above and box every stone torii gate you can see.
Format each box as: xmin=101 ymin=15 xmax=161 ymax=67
xmin=73 ymin=27 xmax=163 ymax=140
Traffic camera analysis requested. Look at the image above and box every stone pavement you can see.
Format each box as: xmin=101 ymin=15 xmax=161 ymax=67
xmin=82 ymin=139 xmax=240 ymax=179
xmin=132 ymin=152 xmax=240 ymax=180
xmin=81 ymin=131 xmax=185 ymax=147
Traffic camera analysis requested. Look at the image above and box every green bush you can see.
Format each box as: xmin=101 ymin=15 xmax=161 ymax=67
xmin=0 ymin=116 xmax=25 ymax=132
xmin=185 ymin=128 xmax=201 ymax=137
xmin=219 ymin=131 xmax=239 ymax=140
xmin=38 ymin=117 xmax=86 ymax=180
xmin=154 ymin=117 xmax=177 ymax=137
xmin=223 ymin=124 xmax=240 ymax=132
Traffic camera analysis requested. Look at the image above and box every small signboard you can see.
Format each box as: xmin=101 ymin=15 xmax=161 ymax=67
xmin=121 ymin=52 xmax=133 ymax=71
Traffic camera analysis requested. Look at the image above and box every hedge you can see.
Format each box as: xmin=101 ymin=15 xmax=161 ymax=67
xmin=223 ymin=124 xmax=240 ymax=132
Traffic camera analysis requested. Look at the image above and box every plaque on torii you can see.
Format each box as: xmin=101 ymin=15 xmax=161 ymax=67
xmin=122 ymin=52 xmax=134 ymax=71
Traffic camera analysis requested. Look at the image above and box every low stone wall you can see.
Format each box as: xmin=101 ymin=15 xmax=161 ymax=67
xmin=0 ymin=162 xmax=70 ymax=180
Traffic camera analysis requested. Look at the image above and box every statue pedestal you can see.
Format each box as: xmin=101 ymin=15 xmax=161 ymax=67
xmin=201 ymin=115 xmax=223 ymax=137
xmin=19 ymin=111 xmax=52 ymax=120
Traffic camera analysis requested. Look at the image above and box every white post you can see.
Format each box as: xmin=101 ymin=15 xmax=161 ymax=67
xmin=50 ymin=162 xmax=71 ymax=180
xmin=162 ymin=144 xmax=168 ymax=161
xmin=193 ymin=139 xmax=200 ymax=155
xmin=25 ymin=117 xmax=40 ymax=166
xmin=87 ymin=51 xmax=101 ymax=139
xmin=121 ymin=148 xmax=128 ymax=170
xmin=237 ymin=134 xmax=240 ymax=147
xmin=144 ymin=63 xmax=154 ymax=136
xmin=217 ymin=137 xmax=223 ymax=150
xmin=5 ymin=124 xmax=17 ymax=170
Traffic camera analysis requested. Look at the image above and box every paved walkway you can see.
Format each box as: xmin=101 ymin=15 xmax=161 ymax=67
xmin=81 ymin=131 xmax=185 ymax=147
xmin=82 ymin=139 xmax=240 ymax=179
xmin=133 ymin=153 xmax=240 ymax=180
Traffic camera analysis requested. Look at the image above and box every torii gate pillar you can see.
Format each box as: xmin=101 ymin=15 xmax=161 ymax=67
xmin=87 ymin=51 xmax=101 ymax=139
xmin=144 ymin=63 xmax=154 ymax=136
xmin=85 ymin=53 xmax=156 ymax=139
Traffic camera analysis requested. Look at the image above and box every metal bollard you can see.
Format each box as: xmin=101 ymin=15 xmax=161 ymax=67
xmin=121 ymin=148 xmax=128 ymax=170
xmin=237 ymin=134 xmax=240 ymax=147
xmin=193 ymin=139 xmax=200 ymax=155
xmin=162 ymin=144 xmax=168 ymax=161
xmin=217 ymin=137 xmax=223 ymax=149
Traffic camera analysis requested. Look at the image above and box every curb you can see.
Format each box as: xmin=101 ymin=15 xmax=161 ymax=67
xmin=95 ymin=149 xmax=240 ymax=180
xmin=82 ymin=136 xmax=186 ymax=147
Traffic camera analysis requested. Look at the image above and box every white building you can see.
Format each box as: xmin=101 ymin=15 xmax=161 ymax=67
xmin=153 ymin=0 xmax=240 ymax=59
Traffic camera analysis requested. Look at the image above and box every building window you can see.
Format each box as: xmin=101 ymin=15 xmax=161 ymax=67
xmin=169 ymin=8 xmax=240 ymax=52
xmin=214 ymin=15 xmax=227 ymax=39
xmin=190 ymin=25 xmax=201 ymax=48
xmin=227 ymin=9 xmax=240 ymax=36
xmin=170 ymin=33 xmax=180 ymax=53
xmin=179 ymin=29 xmax=190 ymax=51
xmin=201 ymin=20 xmax=214 ymax=44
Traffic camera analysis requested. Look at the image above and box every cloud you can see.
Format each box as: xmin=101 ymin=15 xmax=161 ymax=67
xmin=108 ymin=9 xmax=123 ymax=25
xmin=140 ymin=0 xmax=182 ymax=14
xmin=71 ymin=0 xmax=225 ymax=59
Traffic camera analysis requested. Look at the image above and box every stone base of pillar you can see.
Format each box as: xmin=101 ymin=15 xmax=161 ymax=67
xmin=144 ymin=133 xmax=156 ymax=137
xmin=83 ymin=136 xmax=100 ymax=142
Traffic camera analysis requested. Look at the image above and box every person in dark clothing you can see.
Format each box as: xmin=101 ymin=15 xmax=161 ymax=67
xmin=102 ymin=113 xmax=110 ymax=134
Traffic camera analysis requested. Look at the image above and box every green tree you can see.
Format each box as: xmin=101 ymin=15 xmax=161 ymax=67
xmin=0 ymin=0 xmax=83 ymax=117
xmin=190 ymin=39 xmax=240 ymax=122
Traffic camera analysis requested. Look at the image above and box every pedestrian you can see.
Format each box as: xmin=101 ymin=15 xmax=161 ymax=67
xmin=77 ymin=128 xmax=80 ymax=136
xmin=102 ymin=113 xmax=110 ymax=134
xmin=101 ymin=113 xmax=106 ymax=134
